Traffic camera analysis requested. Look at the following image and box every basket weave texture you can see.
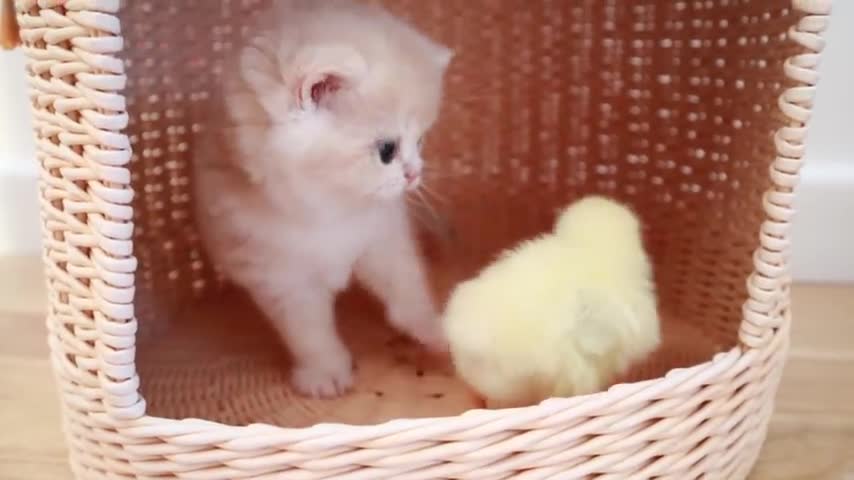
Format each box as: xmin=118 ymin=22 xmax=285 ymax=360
xmin=15 ymin=0 xmax=830 ymax=478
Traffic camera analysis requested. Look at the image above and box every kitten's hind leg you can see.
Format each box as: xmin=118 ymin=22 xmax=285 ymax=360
xmin=354 ymin=208 xmax=447 ymax=354
xmin=257 ymin=285 xmax=354 ymax=398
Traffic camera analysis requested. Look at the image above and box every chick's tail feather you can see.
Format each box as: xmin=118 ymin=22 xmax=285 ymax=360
xmin=553 ymin=292 xmax=640 ymax=397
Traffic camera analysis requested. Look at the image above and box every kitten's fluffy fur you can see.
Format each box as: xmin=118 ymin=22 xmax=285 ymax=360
xmin=193 ymin=0 xmax=452 ymax=398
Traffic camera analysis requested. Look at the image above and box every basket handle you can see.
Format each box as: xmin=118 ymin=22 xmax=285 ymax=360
xmin=1 ymin=0 xmax=19 ymax=50
xmin=738 ymin=0 xmax=831 ymax=349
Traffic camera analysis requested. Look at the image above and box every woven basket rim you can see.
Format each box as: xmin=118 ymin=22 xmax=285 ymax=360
xmin=122 ymin=346 xmax=745 ymax=436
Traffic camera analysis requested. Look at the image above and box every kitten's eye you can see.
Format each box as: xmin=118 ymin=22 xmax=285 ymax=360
xmin=378 ymin=140 xmax=397 ymax=165
xmin=417 ymin=136 xmax=425 ymax=149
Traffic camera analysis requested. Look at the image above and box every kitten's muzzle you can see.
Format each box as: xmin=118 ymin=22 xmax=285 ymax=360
xmin=404 ymin=165 xmax=421 ymax=189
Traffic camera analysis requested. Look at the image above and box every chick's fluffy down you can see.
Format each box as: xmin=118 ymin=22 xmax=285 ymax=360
xmin=443 ymin=196 xmax=660 ymax=408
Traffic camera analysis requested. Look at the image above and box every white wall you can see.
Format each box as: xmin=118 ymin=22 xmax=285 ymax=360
xmin=788 ymin=1 xmax=854 ymax=283
xmin=0 ymin=49 xmax=40 ymax=256
xmin=0 ymin=5 xmax=852 ymax=281
xmin=797 ymin=2 xmax=853 ymax=169
xmin=0 ymin=50 xmax=35 ymax=177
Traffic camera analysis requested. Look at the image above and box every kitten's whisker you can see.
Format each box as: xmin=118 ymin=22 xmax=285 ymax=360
xmin=406 ymin=193 xmax=433 ymax=211
xmin=412 ymin=189 xmax=444 ymax=227
xmin=421 ymin=167 xmax=467 ymax=180
xmin=405 ymin=195 xmax=439 ymax=230
xmin=405 ymin=194 xmax=424 ymax=207
xmin=418 ymin=183 xmax=450 ymax=206
xmin=422 ymin=172 xmax=464 ymax=180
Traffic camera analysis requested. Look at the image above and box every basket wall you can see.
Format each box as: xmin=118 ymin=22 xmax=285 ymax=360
xmin=116 ymin=0 xmax=801 ymax=346
xmin=14 ymin=0 xmax=830 ymax=478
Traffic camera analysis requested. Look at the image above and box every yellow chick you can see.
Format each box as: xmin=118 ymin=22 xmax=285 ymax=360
xmin=443 ymin=196 xmax=660 ymax=408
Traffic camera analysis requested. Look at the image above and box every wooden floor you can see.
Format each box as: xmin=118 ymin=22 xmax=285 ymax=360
xmin=0 ymin=256 xmax=851 ymax=479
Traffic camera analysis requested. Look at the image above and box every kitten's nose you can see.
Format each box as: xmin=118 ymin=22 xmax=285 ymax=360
xmin=404 ymin=165 xmax=421 ymax=185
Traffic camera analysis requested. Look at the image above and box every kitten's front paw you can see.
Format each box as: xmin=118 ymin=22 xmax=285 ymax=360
xmin=416 ymin=327 xmax=449 ymax=354
xmin=291 ymin=351 xmax=354 ymax=399
xmin=405 ymin=316 xmax=449 ymax=354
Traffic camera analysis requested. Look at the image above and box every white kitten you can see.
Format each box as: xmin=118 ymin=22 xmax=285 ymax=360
xmin=193 ymin=0 xmax=453 ymax=398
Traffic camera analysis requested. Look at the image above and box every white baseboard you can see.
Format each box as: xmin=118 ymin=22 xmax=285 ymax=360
xmin=0 ymin=172 xmax=41 ymax=257
xmin=790 ymin=161 xmax=854 ymax=284
xmin=0 ymin=161 xmax=850 ymax=282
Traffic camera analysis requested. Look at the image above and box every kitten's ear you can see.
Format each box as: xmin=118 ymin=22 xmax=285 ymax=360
xmin=239 ymin=37 xmax=293 ymax=120
xmin=294 ymin=45 xmax=367 ymax=111
xmin=240 ymin=37 xmax=283 ymax=93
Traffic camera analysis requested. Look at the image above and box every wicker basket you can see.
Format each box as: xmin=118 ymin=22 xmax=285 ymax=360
xmin=14 ymin=0 xmax=830 ymax=478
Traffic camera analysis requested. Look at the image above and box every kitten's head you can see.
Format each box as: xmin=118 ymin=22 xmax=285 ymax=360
xmin=235 ymin=3 xmax=453 ymax=204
